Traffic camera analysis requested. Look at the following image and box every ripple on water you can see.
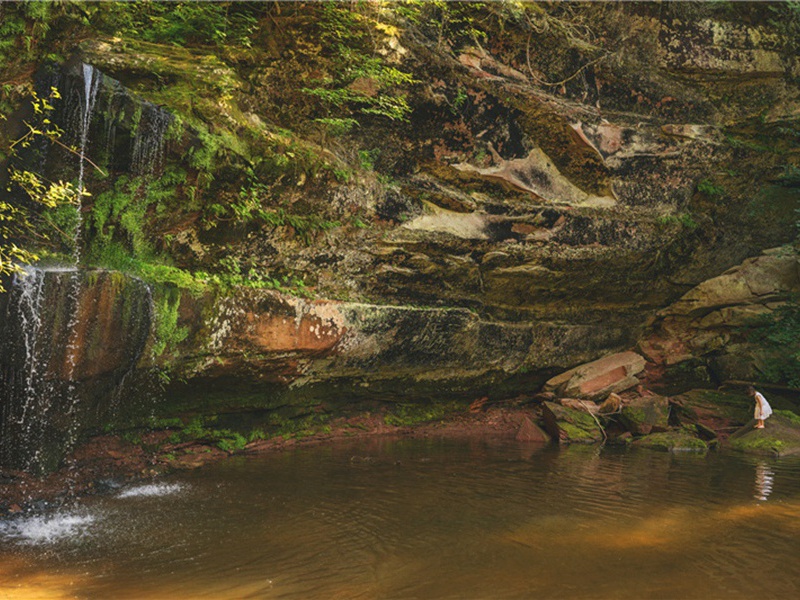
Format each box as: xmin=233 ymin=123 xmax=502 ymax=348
xmin=116 ymin=482 xmax=186 ymax=499
xmin=0 ymin=511 xmax=96 ymax=545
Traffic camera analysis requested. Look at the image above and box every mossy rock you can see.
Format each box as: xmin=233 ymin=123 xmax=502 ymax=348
xmin=541 ymin=401 xmax=603 ymax=444
xmin=631 ymin=430 xmax=708 ymax=453
xmin=728 ymin=412 xmax=800 ymax=457
xmin=618 ymin=395 xmax=670 ymax=435
xmin=670 ymin=388 xmax=753 ymax=429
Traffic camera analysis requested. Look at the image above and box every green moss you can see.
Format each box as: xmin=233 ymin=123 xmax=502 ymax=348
xmin=383 ymin=400 xmax=466 ymax=427
xmin=774 ymin=409 xmax=800 ymax=426
xmin=152 ymin=286 xmax=189 ymax=358
xmin=730 ymin=435 xmax=786 ymax=455
xmin=559 ymin=421 xmax=600 ymax=442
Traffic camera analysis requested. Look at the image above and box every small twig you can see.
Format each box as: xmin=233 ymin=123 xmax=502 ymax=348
xmin=525 ymin=35 xmax=608 ymax=88
xmin=49 ymin=137 xmax=107 ymax=177
xmin=587 ymin=409 xmax=608 ymax=442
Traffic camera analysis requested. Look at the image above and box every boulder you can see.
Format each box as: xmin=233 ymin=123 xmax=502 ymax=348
xmin=618 ymin=395 xmax=670 ymax=435
xmin=541 ymin=402 xmax=604 ymax=444
xmin=560 ymin=398 xmax=600 ymax=415
xmin=728 ymin=411 xmax=800 ymax=457
xmin=543 ymin=352 xmax=647 ymax=400
xmin=631 ymin=430 xmax=708 ymax=452
xmin=598 ymin=392 xmax=622 ymax=415
xmin=669 ymin=389 xmax=753 ymax=435
xmin=515 ymin=417 xmax=551 ymax=444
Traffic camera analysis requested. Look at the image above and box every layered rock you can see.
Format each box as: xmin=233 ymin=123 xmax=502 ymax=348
xmin=642 ymin=247 xmax=800 ymax=382
xmin=543 ymin=351 xmax=646 ymax=400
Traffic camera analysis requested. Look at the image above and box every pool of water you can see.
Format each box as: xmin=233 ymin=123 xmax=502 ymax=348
xmin=2 ymin=436 xmax=800 ymax=599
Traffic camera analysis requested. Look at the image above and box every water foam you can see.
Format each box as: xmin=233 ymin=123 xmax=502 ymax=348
xmin=0 ymin=511 xmax=96 ymax=545
xmin=117 ymin=482 xmax=185 ymax=499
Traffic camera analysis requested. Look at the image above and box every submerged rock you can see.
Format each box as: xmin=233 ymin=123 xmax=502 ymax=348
xmin=515 ymin=416 xmax=551 ymax=444
xmin=728 ymin=412 xmax=800 ymax=457
xmin=631 ymin=430 xmax=708 ymax=453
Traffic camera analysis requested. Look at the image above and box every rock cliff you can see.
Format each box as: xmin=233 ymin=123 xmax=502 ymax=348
xmin=0 ymin=2 xmax=798 ymax=463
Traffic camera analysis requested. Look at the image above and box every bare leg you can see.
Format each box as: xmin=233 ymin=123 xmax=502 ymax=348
xmin=756 ymin=419 xmax=765 ymax=429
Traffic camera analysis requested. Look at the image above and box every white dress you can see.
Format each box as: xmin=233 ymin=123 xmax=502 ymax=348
xmin=754 ymin=391 xmax=773 ymax=420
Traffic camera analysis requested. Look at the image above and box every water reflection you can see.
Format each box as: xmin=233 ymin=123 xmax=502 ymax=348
xmin=755 ymin=461 xmax=775 ymax=501
xmin=2 ymin=440 xmax=800 ymax=599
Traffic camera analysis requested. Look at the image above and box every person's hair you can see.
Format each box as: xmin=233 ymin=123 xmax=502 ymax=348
xmin=747 ymin=386 xmax=756 ymax=394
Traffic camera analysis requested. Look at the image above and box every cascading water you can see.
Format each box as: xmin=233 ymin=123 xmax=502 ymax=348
xmin=63 ymin=64 xmax=102 ymax=428
xmin=131 ymin=102 xmax=173 ymax=176
xmin=0 ymin=267 xmax=49 ymax=472
xmin=0 ymin=267 xmax=154 ymax=474
xmin=0 ymin=63 xmax=160 ymax=474
xmin=76 ymin=64 xmax=101 ymax=205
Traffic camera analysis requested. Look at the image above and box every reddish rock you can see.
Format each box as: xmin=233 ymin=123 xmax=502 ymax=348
xmin=544 ymin=352 xmax=647 ymax=400
xmin=515 ymin=417 xmax=551 ymax=443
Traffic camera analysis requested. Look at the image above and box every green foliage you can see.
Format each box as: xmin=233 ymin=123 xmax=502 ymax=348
xmin=301 ymin=2 xmax=416 ymax=123
xmin=779 ymin=165 xmax=800 ymax=188
xmin=216 ymin=432 xmax=248 ymax=453
xmin=730 ymin=434 xmax=786 ymax=455
xmin=88 ymin=168 xmax=187 ymax=265
xmin=91 ymin=1 xmax=260 ymax=48
xmin=774 ymin=409 xmax=800 ymax=426
xmin=655 ymin=212 xmax=698 ymax=230
xmin=697 ymin=179 xmax=726 ymax=198
xmin=358 ymin=148 xmax=379 ymax=171
xmin=1 ymin=88 xmax=82 ymax=290
xmin=314 ymin=117 xmax=359 ymax=137
xmin=152 ymin=286 xmax=189 ymax=358
xmin=450 ymin=87 xmax=468 ymax=114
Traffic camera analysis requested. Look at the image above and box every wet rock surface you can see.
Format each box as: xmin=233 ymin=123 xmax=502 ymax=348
xmin=729 ymin=412 xmax=800 ymax=457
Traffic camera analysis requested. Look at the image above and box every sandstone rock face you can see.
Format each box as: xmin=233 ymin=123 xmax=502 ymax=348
xmin=560 ymin=398 xmax=600 ymax=415
xmin=543 ymin=352 xmax=647 ymax=400
xmin=171 ymin=287 xmax=631 ymax=407
xmin=4 ymin=4 xmax=800 ymax=466
xmin=642 ymin=247 xmax=800 ymax=382
xmin=659 ymin=19 xmax=791 ymax=79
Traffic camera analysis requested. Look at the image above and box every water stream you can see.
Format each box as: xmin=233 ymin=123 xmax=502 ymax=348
xmin=1 ymin=438 xmax=799 ymax=599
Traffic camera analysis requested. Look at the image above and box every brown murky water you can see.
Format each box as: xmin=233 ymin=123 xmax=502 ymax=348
xmin=2 ymin=437 xmax=800 ymax=599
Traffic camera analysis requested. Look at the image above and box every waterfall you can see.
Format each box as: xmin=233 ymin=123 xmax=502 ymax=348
xmin=131 ymin=102 xmax=173 ymax=176
xmin=0 ymin=267 xmax=74 ymax=473
xmin=0 ymin=268 xmax=154 ymax=474
xmin=0 ymin=268 xmax=47 ymax=472
xmin=62 ymin=65 xmax=102 ymax=419
xmin=73 ymin=63 xmax=101 ymax=262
